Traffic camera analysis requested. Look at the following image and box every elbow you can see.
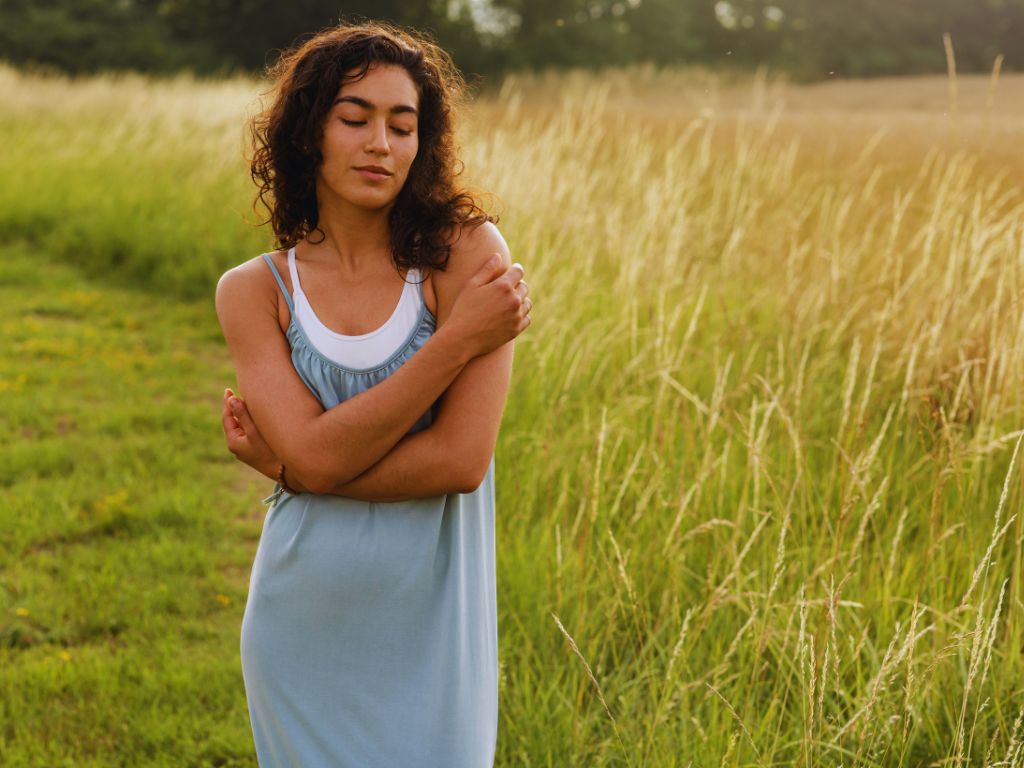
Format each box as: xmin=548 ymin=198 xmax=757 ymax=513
xmin=300 ymin=474 xmax=331 ymax=495
xmin=292 ymin=459 xmax=365 ymax=495
xmin=454 ymin=455 xmax=491 ymax=494
xmin=286 ymin=462 xmax=335 ymax=495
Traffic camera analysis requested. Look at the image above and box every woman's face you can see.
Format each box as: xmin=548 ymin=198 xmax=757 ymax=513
xmin=317 ymin=63 xmax=420 ymax=212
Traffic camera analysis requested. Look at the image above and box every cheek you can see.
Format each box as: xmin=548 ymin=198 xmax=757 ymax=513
xmin=400 ymin=141 xmax=419 ymax=173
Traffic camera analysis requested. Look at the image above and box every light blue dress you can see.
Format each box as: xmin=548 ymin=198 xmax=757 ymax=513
xmin=239 ymin=253 xmax=498 ymax=767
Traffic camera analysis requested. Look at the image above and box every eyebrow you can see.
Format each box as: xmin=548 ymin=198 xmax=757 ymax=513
xmin=333 ymin=95 xmax=418 ymax=116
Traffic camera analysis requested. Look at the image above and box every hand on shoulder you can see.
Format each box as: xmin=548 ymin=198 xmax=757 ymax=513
xmin=430 ymin=220 xmax=531 ymax=359
xmin=433 ymin=220 xmax=515 ymax=326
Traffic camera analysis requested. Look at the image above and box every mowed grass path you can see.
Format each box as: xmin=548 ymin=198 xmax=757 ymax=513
xmin=0 ymin=243 xmax=264 ymax=766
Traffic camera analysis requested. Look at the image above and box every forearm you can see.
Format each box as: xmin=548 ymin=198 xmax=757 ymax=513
xmin=256 ymin=430 xmax=472 ymax=501
xmin=295 ymin=326 xmax=471 ymax=491
xmin=253 ymin=430 xmax=467 ymax=500
xmin=323 ymin=426 xmax=475 ymax=502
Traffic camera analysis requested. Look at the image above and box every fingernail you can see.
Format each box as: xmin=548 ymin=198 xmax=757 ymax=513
xmin=229 ymin=398 xmax=241 ymax=411
xmin=488 ymin=254 xmax=498 ymax=267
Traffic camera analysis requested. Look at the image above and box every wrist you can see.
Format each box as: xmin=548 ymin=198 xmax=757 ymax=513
xmin=276 ymin=463 xmax=301 ymax=495
xmin=432 ymin=321 xmax=474 ymax=367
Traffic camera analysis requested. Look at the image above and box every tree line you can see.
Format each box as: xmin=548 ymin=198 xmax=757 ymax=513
xmin=1 ymin=0 xmax=1019 ymax=81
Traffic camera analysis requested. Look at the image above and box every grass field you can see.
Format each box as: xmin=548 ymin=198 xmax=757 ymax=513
xmin=2 ymin=61 xmax=1024 ymax=766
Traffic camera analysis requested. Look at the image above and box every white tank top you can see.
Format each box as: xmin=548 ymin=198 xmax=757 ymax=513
xmin=288 ymin=246 xmax=424 ymax=369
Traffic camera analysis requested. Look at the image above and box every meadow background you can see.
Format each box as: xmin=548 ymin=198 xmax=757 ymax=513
xmin=2 ymin=53 xmax=1024 ymax=767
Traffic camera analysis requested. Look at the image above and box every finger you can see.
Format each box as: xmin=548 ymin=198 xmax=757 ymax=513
xmin=221 ymin=403 xmax=245 ymax=445
xmin=521 ymin=297 xmax=533 ymax=316
xmin=476 ymin=253 xmax=506 ymax=283
xmin=515 ymin=282 xmax=529 ymax=301
xmin=224 ymin=388 xmax=244 ymax=439
xmin=228 ymin=395 xmax=259 ymax=435
xmin=506 ymin=262 xmax=524 ymax=284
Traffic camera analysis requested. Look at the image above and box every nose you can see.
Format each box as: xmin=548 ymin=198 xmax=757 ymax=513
xmin=365 ymin=118 xmax=390 ymax=156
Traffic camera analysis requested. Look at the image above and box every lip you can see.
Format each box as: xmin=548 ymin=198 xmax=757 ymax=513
xmin=354 ymin=166 xmax=393 ymax=180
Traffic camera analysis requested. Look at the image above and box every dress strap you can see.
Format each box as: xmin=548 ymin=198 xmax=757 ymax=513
xmin=261 ymin=253 xmax=294 ymax=313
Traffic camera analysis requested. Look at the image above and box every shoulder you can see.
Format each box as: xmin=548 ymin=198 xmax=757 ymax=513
xmin=215 ymin=251 xmax=287 ymax=326
xmin=435 ymin=219 xmax=512 ymax=286
xmin=428 ymin=220 xmax=511 ymax=327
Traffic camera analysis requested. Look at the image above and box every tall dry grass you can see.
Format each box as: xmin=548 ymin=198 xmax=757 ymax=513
xmin=464 ymin=62 xmax=1024 ymax=766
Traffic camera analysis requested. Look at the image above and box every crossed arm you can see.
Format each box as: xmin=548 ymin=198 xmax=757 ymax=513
xmin=215 ymin=223 xmax=517 ymax=501
xmin=223 ymin=325 xmax=513 ymax=501
xmin=224 ymin=343 xmax=506 ymax=502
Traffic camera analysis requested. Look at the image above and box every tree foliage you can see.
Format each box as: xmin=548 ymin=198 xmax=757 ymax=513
xmin=0 ymin=0 xmax=1019 ymax=79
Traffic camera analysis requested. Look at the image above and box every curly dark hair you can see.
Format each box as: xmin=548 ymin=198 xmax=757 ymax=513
xmin=248 ymin=20 xmax=495 ymax=274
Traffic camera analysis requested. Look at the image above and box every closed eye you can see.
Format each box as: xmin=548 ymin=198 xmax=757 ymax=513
xmin=341 ymin=119 xmax=413 ymax=136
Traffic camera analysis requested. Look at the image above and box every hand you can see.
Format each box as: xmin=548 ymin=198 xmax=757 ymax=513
xmin=446 ymin=254 xmax=532 ymax=358
xmin=221 ymin=387 xmax=279 ymax=480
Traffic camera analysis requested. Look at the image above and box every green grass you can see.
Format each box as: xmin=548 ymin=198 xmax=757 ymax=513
xmin=3 ymin=64 xmax=1024 ymax=766
xmin=0 ymin=244 xmax=262 ymax=766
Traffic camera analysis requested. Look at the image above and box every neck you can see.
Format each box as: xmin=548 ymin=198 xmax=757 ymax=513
xmin=306 ymin=187 xmax=393 ymax=276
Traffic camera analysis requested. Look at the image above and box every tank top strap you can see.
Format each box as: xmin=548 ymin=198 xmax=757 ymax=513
xmin=261 ymin=252 xmax=294 ymax=314
xmin=287 ymin=247 xmax=304 ymax=297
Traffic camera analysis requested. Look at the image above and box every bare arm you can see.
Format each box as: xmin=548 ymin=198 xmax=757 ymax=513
xmin=221 ymin=224 xmax=529 ymax=501
xmin=322 ymin=222 xmax=522 ymax=499
xmin=214 ymin=250 xmax=519 ymax=494
xmin=225 ymin=393 xmax=485 ymax=500
xmin=322 ymin=339 xmax=514 ymax=500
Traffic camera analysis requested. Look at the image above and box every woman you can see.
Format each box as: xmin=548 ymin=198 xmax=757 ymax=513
xmin=214 ymin=21 xmax=532 ymax=767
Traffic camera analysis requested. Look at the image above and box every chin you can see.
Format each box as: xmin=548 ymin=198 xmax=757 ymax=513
xmin=356 ymin=194 xmax=397 ymax=211
xmin=339 ymin=188 xmax=398 ymax=211
xmin=318 ymin=175 xmax=399 ymax=210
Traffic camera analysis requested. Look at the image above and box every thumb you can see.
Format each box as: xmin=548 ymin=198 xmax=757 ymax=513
xmin=475 ymin=253 xmax=503 ymax=284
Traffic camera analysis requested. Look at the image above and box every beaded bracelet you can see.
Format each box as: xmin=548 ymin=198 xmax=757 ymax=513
xmin=276 ymin=463 xmax=299 ymax=495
